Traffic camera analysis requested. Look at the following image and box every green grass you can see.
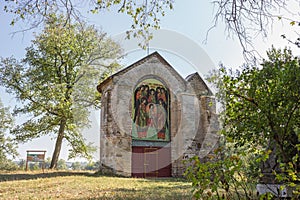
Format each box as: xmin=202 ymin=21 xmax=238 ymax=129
xmin=0 ymin=171 xmax=193 ymax=200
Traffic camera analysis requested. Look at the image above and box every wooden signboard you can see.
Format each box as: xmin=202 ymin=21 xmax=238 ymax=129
xmin=26 ymin=150 xmax=46 ymax=172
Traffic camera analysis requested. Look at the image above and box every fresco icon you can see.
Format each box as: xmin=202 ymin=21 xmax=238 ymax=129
xmin=132 ymin=79 xmax=170 ymax=141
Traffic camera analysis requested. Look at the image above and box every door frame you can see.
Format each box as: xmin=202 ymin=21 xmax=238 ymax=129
xmin=132 ymin=146 xmax=171 ymax=178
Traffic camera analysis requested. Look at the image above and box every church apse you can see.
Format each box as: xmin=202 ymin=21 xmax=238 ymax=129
xmin=97 ymin=52 xmax=219 ymax=177
xmin=132 ymin=79 xmax=170 ymax=142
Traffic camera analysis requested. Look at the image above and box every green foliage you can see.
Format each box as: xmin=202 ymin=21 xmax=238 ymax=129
xmin=209 ymin=47 xmax=299 ymax=164
xmin=274 ymin=154 xmax=300 ymax=196
xmin=4 ymin=0 xmax=300 ymax=54
xmin=3 ymin=0 xmax=174 ymax=49
xmin=71 ymin=161 xmax=82 ymax=170
xmin=44 ymin=157 xmax=51 ymax=169
xmin=17 ymin=159 xmax=26 ymax=170
xmin=185 ymin=140 xmax=257 ymax=199
xmin=0 ymin=99 xmax=18 ymax=170
xmin=0 ymin=13 xmax=122 ymax=167
xmin=93 ymin=0 xmax=174 ymax=48
xmin=28 ymin=162 xmax=41 ymax=170
xmin=0 ymin=160 xmax=19 ymax=171
xmin=186 ymin=47 xmax=300 ymax=199
xmin=84 ymin=161 xmax=100 ymax=171
xmin=57 ymin=159 xmax=68 ymax=170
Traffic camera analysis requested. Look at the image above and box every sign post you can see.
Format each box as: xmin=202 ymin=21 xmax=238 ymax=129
xmin=26 ymin=150 xmax=46 ymax=172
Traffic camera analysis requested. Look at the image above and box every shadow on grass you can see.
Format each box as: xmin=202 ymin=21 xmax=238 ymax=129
xmin=72 ymin=185 xmax=193 ymax=200
xmin=0 ymin=171 xmax=193 ymax=200
xmin=0 ymin=171 xmax=97 ymax=182
xmin=0 ymin=170 xmax=188 ymax=183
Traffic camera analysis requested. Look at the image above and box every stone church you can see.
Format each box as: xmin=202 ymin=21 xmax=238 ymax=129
xmin=97 ymin=52 xmax=219 ymax=177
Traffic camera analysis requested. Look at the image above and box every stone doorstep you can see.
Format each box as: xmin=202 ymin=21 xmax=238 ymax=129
xmin=256 ymin=183 xmax=296 ymax=198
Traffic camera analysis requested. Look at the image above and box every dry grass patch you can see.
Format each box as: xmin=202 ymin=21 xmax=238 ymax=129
xmin=0 ymin=171 xmax=193 ymax=200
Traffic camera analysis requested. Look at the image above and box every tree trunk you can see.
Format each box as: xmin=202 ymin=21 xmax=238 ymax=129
xmin=50 ymin=118 xmax=67 ymax=169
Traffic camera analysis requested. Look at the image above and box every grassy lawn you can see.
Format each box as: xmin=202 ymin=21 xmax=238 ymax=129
xmin=0 ymin=171 xmax=193 ymax=200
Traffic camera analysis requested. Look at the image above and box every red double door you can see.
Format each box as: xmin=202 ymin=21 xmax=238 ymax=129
xmin=132 ymin=146 xmax=171 ymax=178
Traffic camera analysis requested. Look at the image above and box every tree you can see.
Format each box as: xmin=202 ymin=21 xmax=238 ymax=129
xmin=29 ymin=162 xmax=41 ymax=170
xmin=85 ymin=161 xmax=100 ymax=170
xmin=0 ymin=99 xmax=18 ymax=170
xmin=211 ymin=0 xmax=300 ymax=60
xmin=206 ymin=47 xmax=299 ymax=197
xmin=185 ymin=141 xmax=258 ymax=199
xmin=71 ymin=161 xmax=82 ymax=170
xmin=211 ymin=47 xmax=299 ymax=165
xmin=3 ymin=0 xmax=174 ymax=48
xmin=3 ymin=0 xmax=300 ymax=53
xmin=57 ymin=159 xmax=68 ymax=170
xmin=185 ymin=47 xmax=300 ymax=199
xmin=0 ymin=13 xmax=122 ymax=169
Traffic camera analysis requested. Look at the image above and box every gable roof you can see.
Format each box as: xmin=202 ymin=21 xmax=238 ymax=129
xmin=97 ymin=51 xmax=186 ymax=93
xmin=185 ymin=72 xmax=213 ymax=96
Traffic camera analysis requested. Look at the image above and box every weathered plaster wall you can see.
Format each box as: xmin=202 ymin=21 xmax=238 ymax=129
xmin=98 ymin=53 xmax=219 ymax=177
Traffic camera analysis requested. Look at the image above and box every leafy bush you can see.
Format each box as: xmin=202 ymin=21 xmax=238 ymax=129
xmin=185 ymin=141 xmax=257 ymax=199
xmin=186 ymin=48 xmax=300 ymax=199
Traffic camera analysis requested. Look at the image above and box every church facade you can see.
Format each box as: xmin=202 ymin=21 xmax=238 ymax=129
xmin=97 ymin=52 xmax=219 ymax=177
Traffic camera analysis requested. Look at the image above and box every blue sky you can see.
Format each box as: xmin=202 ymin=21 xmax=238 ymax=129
xmin=0 ymin=0 xmax=299 ymax=161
